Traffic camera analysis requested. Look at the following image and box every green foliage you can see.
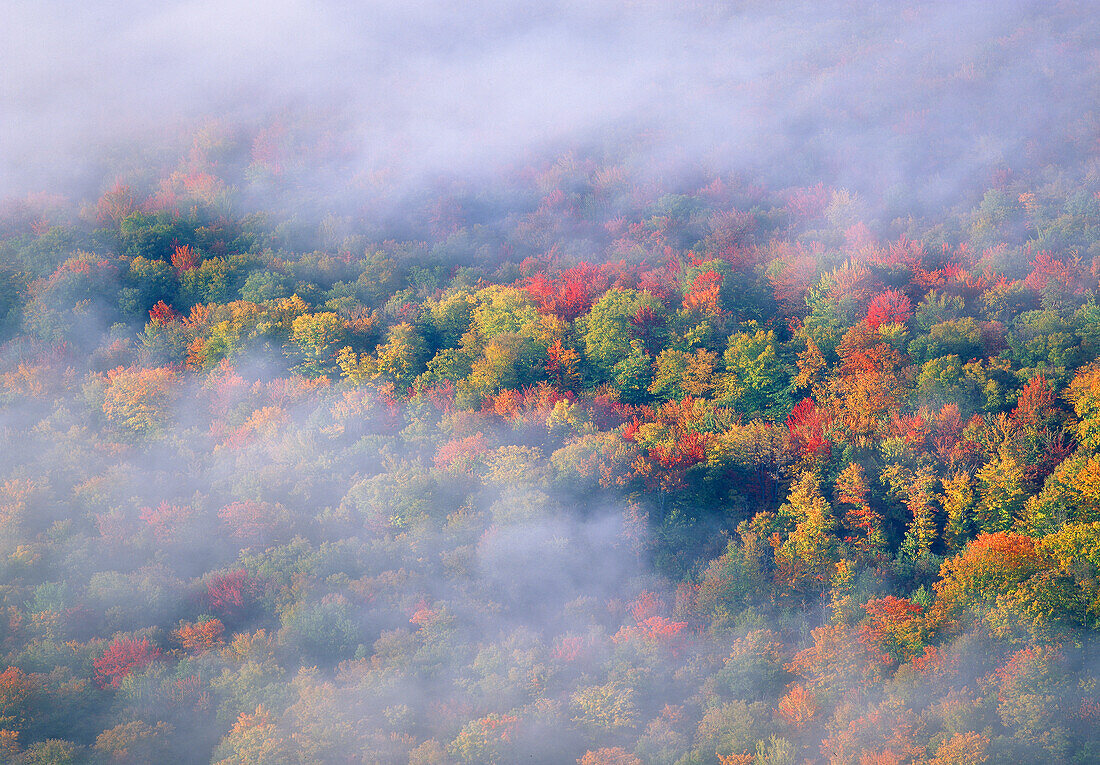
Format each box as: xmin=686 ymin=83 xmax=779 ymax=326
xmin=580 ymin=288 xmax=663 ymax=379
xmin=717 ymin=328 xmax=792 ymax=420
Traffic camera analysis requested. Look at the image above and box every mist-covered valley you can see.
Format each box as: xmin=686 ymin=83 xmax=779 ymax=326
xmin=1 ymin=1 xmax=1100 ymax=763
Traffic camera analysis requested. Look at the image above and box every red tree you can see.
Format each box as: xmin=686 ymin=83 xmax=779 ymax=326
xmin=865 ymin=288 xmax=912 ymax=328
xmin=94 ymin=637 xmax=162 ymax=688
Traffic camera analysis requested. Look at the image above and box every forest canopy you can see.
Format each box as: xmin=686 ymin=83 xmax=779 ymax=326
xmin=3 ymin=1 xmax=1100 ymax=763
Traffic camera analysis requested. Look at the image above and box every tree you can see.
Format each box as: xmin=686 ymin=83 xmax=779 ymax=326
xmin=786 ymin=398 xmax=831 ymax=464
xmin=0 ymin=667 xmax=33 ymax=732
xmin=895 ymin=466 xmax=939 ymax=563
xmin=865 ymin=288 xmax=912 ymax=329
xmin=100 ymin=366 xmax=178 ymax=435
xmin=212 ymin=705 xmax=293 ymax=765
xmin=929 ymin=731 xmax=990 ymax=765
xmin=941 ymin=471 xmax=976 ymax=551
xmin=718 ymin=328 xmax=792 ymax=420
xmin=448 ymin=713 xmax=520 ymax=765
xmin=975 ymin=451 xmax=1027 ymax=533
xmin=94 ymin=637 xmax=163 ymax=689
xmin=93 ymin=720 xmax=175 ymax=764
xmin=649 ymin=348 xmax=716 ymax=401
xmin=289 ymin=312 xmax=345 ymax=377
xmin=862 ymin=596 xmax=923 ymax=664
xmin=834 ymin=462 xmax=884 ymax=561
xmin=832 ymin=323 xmax=908 ymax=447
xmin=570 ymin=682 xmax=639 ymax=734
xmin=1066 ymin=363 xmax=1100 ymax=450
xmin=786 ymin=624 xmax=888 ymax=699
xmin=773 ymin=471 xmax=838 ymax=594
xmin=929 ymin=532 xmax=1043 ymax=630
xmin=581 ymin=289 xmax=663 ymax=379
xmin=577 ymin=748 xmax=642 ymax=765
xmin=204 ymin=570 xmax=260 ymax=622
xmin=545 ymin=339 xmax=581 ymax=390
xmin=172 ymin=618 xmax=226 ymax=652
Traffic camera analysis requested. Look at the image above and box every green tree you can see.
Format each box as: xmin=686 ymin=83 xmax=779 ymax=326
xmin=580 ymin=288 xmax=663 ymax=379
xmin=717 ymin=328 xmax=792 ymax=420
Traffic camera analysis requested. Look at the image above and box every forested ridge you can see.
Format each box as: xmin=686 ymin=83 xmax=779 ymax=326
xmin=1 ymin=125 xmax=1099 ymax=764
xmin=3 ymin=1 xmax=1100 ymax=762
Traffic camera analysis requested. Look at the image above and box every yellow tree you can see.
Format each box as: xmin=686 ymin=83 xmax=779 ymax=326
xmin=834 ymin=462 xmax=884 ymax=561
xmin=941 ymin=471 xmax=976 ymax=551
xmin=774 ymin=471 xmax=838 ymax=595
xmin=101 ymin=366 xmax=178 ymax=435
xmin=289 ymin=312 xmax=345 ymax=378
xmin=975 ymin=451 xmax=1027 ymax=533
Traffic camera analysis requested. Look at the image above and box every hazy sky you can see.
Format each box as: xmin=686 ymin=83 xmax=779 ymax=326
xmin=2 ymin=0 xmax=1096 ymax=207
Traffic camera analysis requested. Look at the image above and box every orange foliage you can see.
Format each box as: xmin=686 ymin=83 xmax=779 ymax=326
xmin=863 ymin=596 xmax=923 ymax=663
xmin=819 ymin=709 xmax=924 ymax=765
xmin=929 ymin=731 xmax=990 ymax=764
xmin=171 ymin=244 xmax=198 ymax=274
xmin=147 ymin=300 xmax=180 ymax=325
xmin=716 ymin=754 xmax=753 ymax=765
xmin=578 ymin=747 xmax=642 ymax=765
xmin=775 ymin=683 xmax=818 ymax=729
xmin=101 ymin=366 xmax=178 ymax=434
xmin=787 ymin=624 xmax=889 ymax=696
xmin=832 ymin=324 xmax=908 ymax=446
xmin=930 ymin=532 xmax=1042 ymax=628
xmin=683 ymin=269 xmax=723 ymax=317
xmin=172 ymin=619 xmax=226 ymax=652
xmin=434 ymin=432 xmax=490 ymax=471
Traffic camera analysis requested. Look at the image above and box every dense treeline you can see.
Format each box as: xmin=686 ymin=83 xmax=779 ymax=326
xmin=1 ymin=118 xmax=1100 ymax=764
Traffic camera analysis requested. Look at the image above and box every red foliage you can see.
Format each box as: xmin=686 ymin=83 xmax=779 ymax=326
xmin=784 ymin=183 xmax=831 ymax=220
xmin=613 ymin=616 xmax=688 ymax=654
xmin=646 ymin=430 xmax=709 ymax=488
xmin=1011 ymin=374 xmax=1058 ymax=427
xmin=434 ymin=432 xmax=490 ymax=470
xmin=94 ymin=637 xmax=162 ymax=688
xmin=865 ymin=289 xmax=913 ymax=328
xmin=587 ymin=394 xmax=634 ymax=430
xmin=551 ymin=635 xmax=586 ymax=662
xmin=139 ymin=502 xmax=199 ymax=545
xmin=786 ymin=398 xmax=831 ymax=461
xmin=203 ymin=570 xmax=259 ymax=619
xmin=147 ymin=300 xmax=181 ymax=325
xmin=628 ymin=590 xmax=663 ymax=623
xmin=1024 ymin=250 xmax=1083 ymax=295
xmin=634 ymin=616 xmax=687 ymax=642
xmin=889 ymin=411 xmax=930 ymax=448
xmin=522 ymin=262 xmax=609 ymax=320
xmin=218 ymin=501 xmax=287 ymax=545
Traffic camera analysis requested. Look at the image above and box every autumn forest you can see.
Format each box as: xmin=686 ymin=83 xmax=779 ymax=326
xmin=3 ymin=1 xmax=1100 ymax=764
